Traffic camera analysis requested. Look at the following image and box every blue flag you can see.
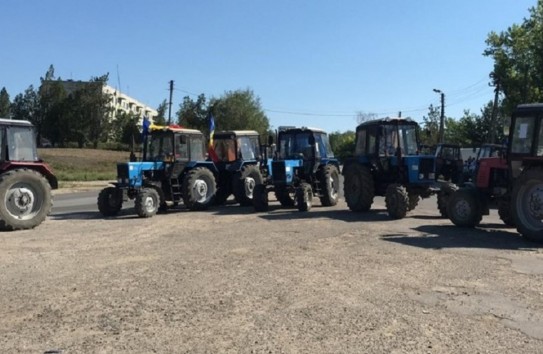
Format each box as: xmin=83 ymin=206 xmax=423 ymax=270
xmin=142 ymin=116 xmax=151 ymax=137
xmin=209 ymin=115 xmax=215 ymax=146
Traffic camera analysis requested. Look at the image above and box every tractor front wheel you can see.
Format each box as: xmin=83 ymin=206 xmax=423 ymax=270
xmin=0 ymin=169 xmax=52 ymax=231
xmin=296 ymin=182 xmax=313 ymax=212
xmin=511 ymin=167 xmax=543 ymax=242
xmin=233 ymin=164 xmax=263 ymax=206
xmin=98 ymin=186 xmax=123 ymax=217
xmin=446 ymin=188 xmax=482 ymax=227
xmin=275 ymin=185 xmax=295 ymax=207
xmin=182 ymin=167 xmax=217 ymax=210
xmin=319 ymin=164 xmax=340 ymax=206
xmin=253 ymin=184 xmax=269 ymax=212
xmin=385 ymin=184 xmax=409 ymax=219
xmin=135 ymin=188 xmax=160 ymax=218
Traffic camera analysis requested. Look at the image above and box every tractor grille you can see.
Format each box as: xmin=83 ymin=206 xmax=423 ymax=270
xmin=117 ymin=163 xmax=129 ymax=179
xmin=419 ymin=157 xmax=434 ymax=177
xmin=272 ymin=161 xmax=286 ymax=183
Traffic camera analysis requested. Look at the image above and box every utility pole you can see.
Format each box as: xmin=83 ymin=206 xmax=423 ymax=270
xmin=489 ymin=80 xmax=500 ymax=144
xmin=433 ymin=89 xmax=445 ymax=143
xmin=167 ymin=80 xmax=174 ymax=125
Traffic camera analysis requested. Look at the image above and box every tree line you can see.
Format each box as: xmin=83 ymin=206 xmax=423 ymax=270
xmin=0 ymin=65 xmax=270 ymax=149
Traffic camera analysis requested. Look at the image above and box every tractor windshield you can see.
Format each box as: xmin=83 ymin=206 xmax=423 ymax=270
xmin=7 ymin=126 xmax=38 ymax=162
xmin=399 ymin=124 xmax=418 ymax=156
xmin=278 ymin=131 xmax=313 ymax=159
xmin=511 ymin=116 xmax=537 ymax=154
xmin=213 ymin=138 xmax=237 ymax=162
xmin=237 ymin=136 xmax=259 ymax=160
xmin=146 ymin=131 xmax=174 ymax=161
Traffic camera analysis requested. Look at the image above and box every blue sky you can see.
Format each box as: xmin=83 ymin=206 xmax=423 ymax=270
xmin=0 ymin=0 xmax=536 ymax=133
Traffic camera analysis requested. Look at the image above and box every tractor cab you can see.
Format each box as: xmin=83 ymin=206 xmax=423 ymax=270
xmin=144 ymin=125 xmax=206 ymax=163
xmin=434 ymin=143 xmax=463 ymax=183
xmin=212 ymin=130 xmax=261 ymax=165
xmin=507 ymin=103 xmax=543 ymax=241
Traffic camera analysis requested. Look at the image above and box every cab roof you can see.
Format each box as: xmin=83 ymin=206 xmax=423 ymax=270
xmin=0 ymin=118 xmax=34 ymax=127
xmin=214 ymin=130 xmax=259 ymax=138
xmin=356 ymin=117 xmax=418 ymax=130
xmin=279 ymin=126 xmax=327 ymax=134
xmin=149 ymin=124 xmax=203 ymax=135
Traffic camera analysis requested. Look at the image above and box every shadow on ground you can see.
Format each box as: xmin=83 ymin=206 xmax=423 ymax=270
xmin=382 ymin=224 xmax=538 ymax=250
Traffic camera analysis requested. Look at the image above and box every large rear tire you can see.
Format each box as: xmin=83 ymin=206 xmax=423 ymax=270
xmin=385 ymin=184 xmax=409 ymax=219
xmin=437 ymin=182 xmax=458 ymax=218
xmin=253 ymin=184 xmax=269 ymax=212
xmin=511 ymin=167 xmax=543 ymax=242
xmin=135 ymin=188 xmax=160 ymax=218
xmin=446 ymin=188 xmax=482 ymax=227
xmin=343 ymin=163 xmax=374 ymax=212
xmin=233 ymin=164 xmax=263 ymax=206
xmin=497 ymin=199 xmax=515 ymax=227
xmin=319 ymin=165 xmax=340 ymax=206
xmin=0 ymin=169 xmax=52 ymax=231
xmin=297 ymin=182 xmax=313 ymax=212
xmin=97 ymin=186 xmax=123 ymax=217
xmin=182 ymin=167 xmax=217 ymax=210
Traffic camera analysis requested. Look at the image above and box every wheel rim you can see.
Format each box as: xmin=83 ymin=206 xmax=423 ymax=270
xmin=517 ymin=181 xmax=543 ymax=231
xmin=244 ymin=177 xmax=256 ymax=199
xmin=144 ymin=195 xmax=156 ymax=213
xmin=193 ymin=179 xmax=210 ymax=203
xmin=328 ymin=175 xmax=338 ymax=199
xmin=5 ymin=183 xmax=42 ymax=220
xmin=453 ymin=198 xmax=473 ymax=220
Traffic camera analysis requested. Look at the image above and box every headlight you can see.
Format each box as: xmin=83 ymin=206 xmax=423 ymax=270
xmin=429 ymin=173 xmax=435 ymax=179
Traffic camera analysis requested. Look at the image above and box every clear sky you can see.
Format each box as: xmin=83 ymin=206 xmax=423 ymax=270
xmin=0 ymin=0 xmax=536 ymax=133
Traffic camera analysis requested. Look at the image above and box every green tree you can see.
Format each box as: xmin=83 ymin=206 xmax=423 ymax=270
xmin=484 ymin=0 xmax=543 ymax=113
xmin=0 ymin=87 xmax=10 ymax=117
xmin=39 ymin=78 xmax=68 ymax=146
xmin=209 ymin=89 xmax=270 ymax=136
xmin=420 ymin=104 xmax=441 ymax=146
xmin=11 ymin=85 xmax=39 ymax=125
xmin=154 ymin=99 xmax=168 ymax=126
xmin=329 ymin=130 xmax=355 ymax=162
xmin=176 ymin=94 xmax=209 ymax=131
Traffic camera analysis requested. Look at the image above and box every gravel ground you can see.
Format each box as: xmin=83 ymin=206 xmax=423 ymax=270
xmin=1 ymin=196 xmax=543 ymax=353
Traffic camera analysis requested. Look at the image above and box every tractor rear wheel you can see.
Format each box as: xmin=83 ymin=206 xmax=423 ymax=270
xmin=319 ymin=164 xmax=340 ymax=206
xmin=182 ymin=167 xmax=216 ymax=210
xmin=343 ymin=163 xmax=374 ymax=212
xmin=497 ymin=199 xmax=515 ymax=227
xmin=253 ymin=184 xmax=269 ymax=212
xmin=447 ymin=188 xmax=482 ymax=227
xmin=385 ymin=184 xmax=409 ymax=219
xmin=296 ymin=182 xmax=313 ymax=212
xmin=0 ymin=169 xmax=52 ymax=231
xmin=511 ymin=167 xmax=543 ymax=242
xmin=233 ymin=164 xmax=263 ymax=206
xmin=135 ymin=188 xmax=160 ymax=218
xmin=98 ymin=186 xmax=123 ymax=217
xmin=437 ymin=182 xmax=458 ymax=218
xmin=275 ymin=185 xmax=295 ymax=207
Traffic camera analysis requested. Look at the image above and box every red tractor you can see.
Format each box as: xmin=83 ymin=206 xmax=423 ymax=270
xmin=447 ymin=103 xmax=543 ymax=241
xmin=0 ymin=118 xmax=58 ymax=230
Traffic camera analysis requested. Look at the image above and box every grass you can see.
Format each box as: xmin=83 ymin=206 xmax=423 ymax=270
xmin=38 ymin=148 xmax=132 ymax=183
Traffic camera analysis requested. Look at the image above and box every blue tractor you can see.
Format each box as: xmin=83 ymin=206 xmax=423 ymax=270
xmin=97 ymin=125 xmax=217 ymax=218
xmin=211 ymin=130 xmax=269 ymax=206
xmin=342 ymin=117 xmax=456 ymax=219
xmin=253 ymin=127 xmax=340 ymax=212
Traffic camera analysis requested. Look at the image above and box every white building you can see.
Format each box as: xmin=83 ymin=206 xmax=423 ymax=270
xmin=47 ymin=80 xmax=158 ymax=124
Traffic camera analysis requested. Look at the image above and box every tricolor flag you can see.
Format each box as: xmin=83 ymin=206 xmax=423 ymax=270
xmin=208 ymin=115 xmax=219 ymax=163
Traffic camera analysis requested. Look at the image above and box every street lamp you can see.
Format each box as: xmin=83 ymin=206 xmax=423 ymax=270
xmin=433 ymin=89 xmax=445 ymax=143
